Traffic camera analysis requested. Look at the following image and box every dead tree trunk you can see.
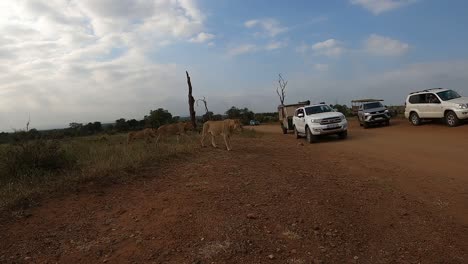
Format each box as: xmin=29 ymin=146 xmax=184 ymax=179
xmin=186 ymin=71 xmax=197 ymax=129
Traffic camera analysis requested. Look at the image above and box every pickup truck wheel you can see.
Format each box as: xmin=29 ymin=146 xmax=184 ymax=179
xmin=410 ymin=112 xmax=421 ymax=126
xmin=358 ymin=116 xmax=363 ymax=126
xmin=338 ymin=131 xmax=348 ymax=139
xmin=363 ymin=122 xmax=369 ymax=129
xmin=385 ymin=120 xmax=390 ymax=126
xmin=445 ymin=111 xmax=460 ymax=127
xmin=306 ymin=127 xmax=318 ymax=144
xmin=294 ymin=127 xmax=300 ymax=139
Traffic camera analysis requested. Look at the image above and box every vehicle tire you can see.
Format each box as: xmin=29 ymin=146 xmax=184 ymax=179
xmin=358 ymin=116 xmax=363 ymax=127
xmin=385 ymin=120 xmax=390 ymax=126
xmin=409 ymin=112 xmax=421 ymax=126
xmin=294 ymin=126 xmax=300 ymax=139
xmin=363 ymin=122 xmax=369 ymax=129
xmin=281 ymin=125 xmax=287 ymax=134
xmin=306 ymin=127 xmax=319 ymax=144
xmin=445 ymin=111 xmax=460 ymax=127
xmin=338 ymin=130 xmax=348 ymax=139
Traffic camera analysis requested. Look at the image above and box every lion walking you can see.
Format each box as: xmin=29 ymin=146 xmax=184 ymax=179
xmin=127 ymin=128 xmax=157 ymax=144
xmin=200 ymin=119 xmax=242 ymax=151
xmin=156 ymin=121 xmax=194 ymax=143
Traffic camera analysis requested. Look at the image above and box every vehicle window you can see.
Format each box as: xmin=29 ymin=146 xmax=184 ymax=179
xmin=363 ymin=102 xmax=383 ymax=109
xmin=305 ymin=105 xmax=333 ymax=115
xmin=295 ymin=109 xmax=304 ymax=116
xmin=425 ymin=93 xmax=440 ymax=104
xmin=408 ymin=94 xmax=426 ymax=104
xmin=437 ymin=90 xmax=461 ymax=101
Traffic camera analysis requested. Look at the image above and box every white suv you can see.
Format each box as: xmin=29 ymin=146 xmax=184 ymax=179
xmin=292 ymin=103 xmax=348 ymax=143
xmin=405 ymin=88 xmax=468 ymax=127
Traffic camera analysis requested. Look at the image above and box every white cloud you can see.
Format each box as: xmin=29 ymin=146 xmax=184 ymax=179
xmin=189 ymin=32 xmax=215 ymax=43
xmin=311 ymin=39 xmax=344 ymax=57
xmin=365 ymin=34 xmax=410 ymax=56
xmin=350 ymin=0 xmax=418 ymax=15
xmin=226 ymin=44 xmax=258 ymax=57
xmin=265 ymin=41 xmax=287 ymax=51
xmin=314 ymin=64 xmax=329 ymax=71
xmin=0 ymin=0 xmax=212 ymax=131
xmin=227 ymin=41 xmax=287 ymax=57
xmin=244 ymin=18 xmax=287 ymax=37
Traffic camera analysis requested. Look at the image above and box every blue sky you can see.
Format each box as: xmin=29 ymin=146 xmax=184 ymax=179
xmin=1 ymin=0 xmax=468 ymax=131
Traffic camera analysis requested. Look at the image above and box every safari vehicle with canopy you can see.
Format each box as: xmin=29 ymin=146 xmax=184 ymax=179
xmin=278 ymin=100 xmax=310 ymax=134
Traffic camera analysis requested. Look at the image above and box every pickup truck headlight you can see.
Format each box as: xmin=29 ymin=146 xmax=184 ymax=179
xmin=458 ymin=104 xmax=468 ymax=109
xmin=340 ymin=115 xmax=345 ymax=121
xmin=310 ymin=119 xmax=321 ymax=123
xmin=384 ymin=109 xmax=389 ymax=113
xmin=364 ymin=113 xmax=371 ymax=116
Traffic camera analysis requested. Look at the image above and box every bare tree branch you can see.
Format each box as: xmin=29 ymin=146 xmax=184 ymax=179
xmin=196 ymin=96 xmax=209 ymax=114
xmin=26 ymin=113 xmax=30 ymax=132
xmin=276 ymin=73 xmax=287 ymax=105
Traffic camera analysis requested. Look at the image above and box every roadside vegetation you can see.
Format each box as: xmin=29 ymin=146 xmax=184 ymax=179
xmin=0 ymin=133 xmax=201 ymax=211
xmin=0 ymin=119 xmax=260 ymax=211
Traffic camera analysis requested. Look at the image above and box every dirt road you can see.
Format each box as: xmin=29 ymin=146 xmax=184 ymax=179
xmin=1 ymin=120 xmax=467 ymax=263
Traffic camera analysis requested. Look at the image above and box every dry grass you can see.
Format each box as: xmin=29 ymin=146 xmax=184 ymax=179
xmin=0 ymin=132 xmax=200 ymax=210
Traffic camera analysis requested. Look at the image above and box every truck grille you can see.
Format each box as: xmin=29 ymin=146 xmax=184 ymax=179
xmin=370 ymin=110 xmax=386 ymax=114
xmin=320 ymin=117 xmax=341 ymax=125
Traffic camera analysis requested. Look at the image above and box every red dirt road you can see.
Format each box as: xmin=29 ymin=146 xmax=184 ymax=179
xmin=1 ymin=120 xmax=467 ymax=263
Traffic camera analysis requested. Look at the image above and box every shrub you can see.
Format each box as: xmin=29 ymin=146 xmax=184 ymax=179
xmin=0 ymin=140 xmax=76 ymax=181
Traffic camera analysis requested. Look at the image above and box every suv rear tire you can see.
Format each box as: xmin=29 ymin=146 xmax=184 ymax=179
xmin=409 ymin=112 xmax=421 ymax=126
xmin=306 ymin=127 xmax=319 ymax=144
xmin=281 ymin=125 xmax=287 ymax=134
xmin=445 ymin=111 xmax=460 ymax=127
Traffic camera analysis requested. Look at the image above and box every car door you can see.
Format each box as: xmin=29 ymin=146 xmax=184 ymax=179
xmin=295 ymin=108 xmax=306 ymax=133
xmin=416 ymin=93 xmax=430 ymax=118
xmin=426 ymin=93 xmax=444 ymax=118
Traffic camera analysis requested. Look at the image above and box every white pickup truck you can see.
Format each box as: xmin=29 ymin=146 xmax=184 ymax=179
xmin=292 ymin=103 xmax=348 ymax=143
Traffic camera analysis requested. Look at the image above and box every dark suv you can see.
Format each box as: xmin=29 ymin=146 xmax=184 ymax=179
xmin=357 ymin=101 xmax=391 ymax=128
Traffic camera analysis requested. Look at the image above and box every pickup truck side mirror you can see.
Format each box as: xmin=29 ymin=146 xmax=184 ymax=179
xmin=297 ymin=113 xmax=304 ymax=118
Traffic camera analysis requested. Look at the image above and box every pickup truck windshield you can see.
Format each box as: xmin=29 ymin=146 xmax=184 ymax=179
xmin=305 ymin=105 xmax=333 ymax=115
xmin=363 ymin=102 xmax=383 ymax=109
xmin=437 ymin=90 xmax=461 ymax=101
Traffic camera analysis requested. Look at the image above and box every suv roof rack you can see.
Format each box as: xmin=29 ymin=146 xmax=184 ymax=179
xmin=409 ymin=88 xmax=445 ymax=94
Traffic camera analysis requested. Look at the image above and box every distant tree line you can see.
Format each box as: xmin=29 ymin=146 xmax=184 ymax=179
xmin=0 ymin=106 xmax=280 ymax=144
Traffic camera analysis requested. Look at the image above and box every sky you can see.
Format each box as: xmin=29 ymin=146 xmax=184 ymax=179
xmin=1 ymin=0 xmax=468 ymax=131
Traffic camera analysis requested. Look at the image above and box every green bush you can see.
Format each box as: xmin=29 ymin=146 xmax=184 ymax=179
xmin=0 ymin=140 xmax=76 ymax=181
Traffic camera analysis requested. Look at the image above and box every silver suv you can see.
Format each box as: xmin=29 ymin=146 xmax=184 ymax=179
xmin=404 ymin=88 xmax=468 ymax=127
xmin=357 ymin=101 xmax=391 ymax=128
